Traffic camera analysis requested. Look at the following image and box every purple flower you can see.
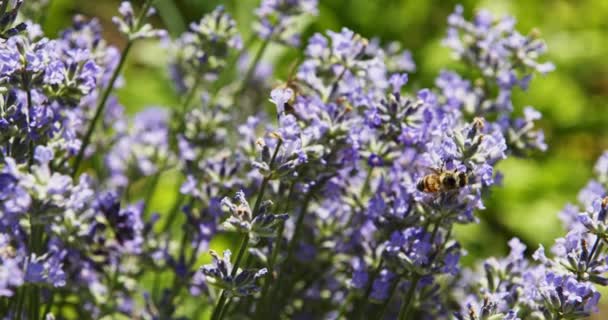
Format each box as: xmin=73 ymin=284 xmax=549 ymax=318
xmin=201 ymin=250 xmax=267 ymax=297
xmin=270 ymin=87 xmax=294 ymax=114
xmin=254 ymin=0 xmax=318 ymax=46
xmin=370 ymin=269 xmax=394 ymax=302
xmin=169 ymin=6 xmax=242 ymax=93
xmin=389 ymin=73 xmax=408 ymax=93
xmin=112 ymin=1 xmax=166 ymax=40
xmin=106 ymin=107 xmax=171 ymax=189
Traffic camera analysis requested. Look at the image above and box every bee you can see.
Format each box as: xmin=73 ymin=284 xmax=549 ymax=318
xmin=0 ymin=244 xmax=15 ymax=259
xmin=273 ymin=60 xmax=302 ymax=116
xmin=416 ymin=166 xmax=469 ymax=193
xmin=235 ymin=203 xmax=252 ymax=221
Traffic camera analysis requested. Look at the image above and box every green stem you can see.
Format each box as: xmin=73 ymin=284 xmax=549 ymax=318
xmin=22 ymin=77 xmax=34 ymax=168
xmin=266 ymin=180 xmax=326 ymax=318
xmin=324 ymin=66 xmax=348 ymax=103
xmin=396 ymin=223 xmax=441 ymax=320
xmin=141 ymin=156 xmax=167 ymax=214
xmin=218 ymin=298 xmax=233 ymax=320
xmin=14 ymin=287 xmax=25 ymax=320
xmin=42 ymin=291 xmax=54 ymax=319
xmin=397 ymin=276 xmax=419 ymax=320
xmin=212 ymin=140 xmax=283 ymax=320
xmin=210 ymin=291 xmax=228 ymax=320
xmin=143 ymin=50 xmax=204 ymax=215
xmin=38 ymin=0 xmax=54 ymax=27
xmin=157 ymin=232 xmax=191 ymax=318
xmin=28 ymin=209 xmax=44 ymax=320
xmin=587 ymin=236 xmax=601 ymax=266
xmin=71 ymin=0 xmax=154 ymax=177
xmin=336 ymin=292 xmax=356 ymax=319
xmin=376 ymin=279 xmax=399 ymax=320
xmin=161 ymin=192 xmax=186 ymax=233
xmin=255 ymin=183 xmax=295 ymax=319
xmin=353 ymin=258 xmax=384 ymax=319
xmin=28 ymin=286 xmax=40 ymax=320
xmin=284 ymin=190 xmax=313 ymax=265
xmin=181 ymin=75 xmax=203 ymax=114
xmin=230 ymin=235 xmax=250 ymax=279
xmin=237 ymin=36 xmax=272 ymax=96
xmin=72 ymin=40 xmax=133 ymax=177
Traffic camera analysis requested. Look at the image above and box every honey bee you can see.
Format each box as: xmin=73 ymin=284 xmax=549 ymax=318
xmin=416 ymin=167 xmax=469 ymax=193
xmin=273 ymin=60 xmax=302 ymax=116
xmin=235 ymin=203 xmax=252 ymax=221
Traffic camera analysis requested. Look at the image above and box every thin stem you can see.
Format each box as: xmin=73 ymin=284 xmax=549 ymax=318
xmin=324 ymin=66 xmax=348 ymax=103
xmin=28 ymin=206 xmax=43 ymax=320
xmin=587 ymin=236 xmax=601 ymax=266
xmin=376 ymin=279 xmax=400 ymax=320
xmin=336 ymin=293 xmax=356 ymax=319
xmin=28 ymin=286 xmax=40 ymax=320
xmin=161 ymin=192 xmax=186 ymax=233
xmin=71 ymin=0 xmax=154 ymax=177
xmin=71 ymin=40 xmax=133 ymax=177
xmin=397 ymin=276 xmax=420 ymax=320
xmin=212 ymin=140 xmax=283 ymax=320
xmin=42 ymin=290 xmax=55 ymax=318
xmin=345 ymin=166 xmax=374 ymax=229
xmin=396 ymin=222 xmax=441 ymax=320
xmin=231 ymin=235 xmax=251 ymax=278
xmin=210 ymin=292 xmax=228 ymax=320
xmin=38 ymin=0 xmax=55 ymax=27
xmin=181 ymin=75 xmax=203 ymax=114
xmin=255 ymin=183 xmax=295 ymax=319
xmin=267 ymin=177 xmax=332 ymax=318
xmin=282 ymin=177 xmax=333 ymax=270
xmin=284 ymin=190 xmax=313 ymax=266
xmin=143 ymin=52 xmax=204 ymax=215
xmin=142 ymin=156 xmax=168 ymax=214
xmin=218 ymin=298 xmax=233 ymax=320
xmin=581 ymin=236 xmax=602 ymax=281
xmin=352 ymin=257 xmax=384 ymax=319
xmin=237 ymin=36 xmax=272 ymax=96
xmin=14 ymin=286 xmax=25 ymax=320
xmin=23 ymin=80 xmax=34 ymax=168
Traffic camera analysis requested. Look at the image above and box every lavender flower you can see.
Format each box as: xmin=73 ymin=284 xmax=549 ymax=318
xmin=105 ymin=107 xmax=171 ymax=189
xmin=0 ymin=0 xmax=27 ymax=39
xmin=254 ymin=0 xmax=318 ymax=46
xmin=112 ymin=1 xmax=167 ymax=41
xmin=221 ymin=190 xmax=288 ymax=243
xmin=201 ymin=250 xmax=267 ymax=297
xmin=445 ymin=5 xmax=554 ymax=84
xmin=0 ymin=233 xmax=24 ymax=296
xmin=0 ymin=2 xmax=602 ymax=320
xmin=169 ymin=6 xmax=242 ymax=93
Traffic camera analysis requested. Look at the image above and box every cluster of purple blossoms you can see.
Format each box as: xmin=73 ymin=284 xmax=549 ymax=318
xmin=455 ymin=152 xmax=608 ymax=320
xmin=0 ymin=1 xmax=605 ymax=320
xmin=254 ymin=0 xmax=318 ymax=47
xmin=168 ymin=6 xmax=242 ymax=95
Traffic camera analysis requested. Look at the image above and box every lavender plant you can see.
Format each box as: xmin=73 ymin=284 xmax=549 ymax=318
xmin=0 ymin=1 xmax=605 ymax=320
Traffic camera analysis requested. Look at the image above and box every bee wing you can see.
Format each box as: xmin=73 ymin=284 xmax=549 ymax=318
xmin=424 ymin=166 xmax=442 ymax=175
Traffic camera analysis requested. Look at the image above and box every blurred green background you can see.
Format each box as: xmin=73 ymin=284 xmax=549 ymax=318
xmin=40 ymin=0 xmax=608 ymax=312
